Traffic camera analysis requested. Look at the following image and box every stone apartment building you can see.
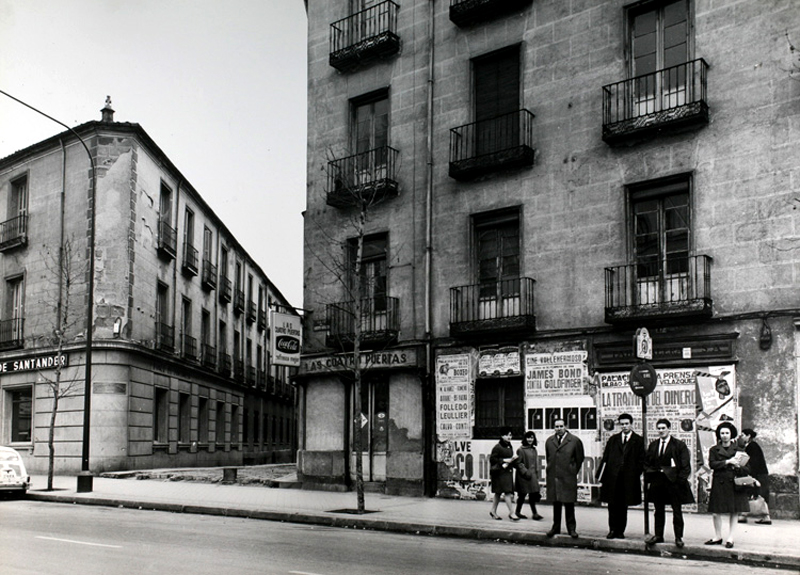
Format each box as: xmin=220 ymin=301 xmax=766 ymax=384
xmin=0 ymin=102 xmax=298 ymax=474
xmin=299 ymin=0 xmax=800 ymax=516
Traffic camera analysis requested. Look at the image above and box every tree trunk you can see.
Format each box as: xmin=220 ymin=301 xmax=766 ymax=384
xmin=47 ymin=391 xmax=59 ymax=491
xmin=353 ymin=205 xmax=366 ymax=513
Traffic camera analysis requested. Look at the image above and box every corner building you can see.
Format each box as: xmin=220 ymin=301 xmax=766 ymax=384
xmin=301 ymin=0 xmax=800 ymax=515
xmin=0 ymin=104 xmax=298 ymax=474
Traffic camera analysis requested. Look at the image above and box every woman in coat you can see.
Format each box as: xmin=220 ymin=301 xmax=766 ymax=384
xmin=706 ymin=421 xmax=750 ymax=548
xmin=738 ymin=428 xmax=772 ymax=525
xmin=489 ymin=427 xmax=520 ymax=520
xmin=514 ymin=431 xmax=543 ymax=520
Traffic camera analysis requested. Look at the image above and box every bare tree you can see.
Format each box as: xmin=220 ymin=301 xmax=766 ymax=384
xmin=34 ymin=239 xmax=87 ymax=490
xmin=306 ymin=147 xmax=401 ymax=513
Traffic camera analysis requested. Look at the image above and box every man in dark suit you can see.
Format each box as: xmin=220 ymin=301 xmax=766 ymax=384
xmin=644 ymin=418 xmax=694 ymax=548
xmin=597 ymin=413 xmax=644 ymax=539
xmin=545 ymin=417 xmax=585 ymax=538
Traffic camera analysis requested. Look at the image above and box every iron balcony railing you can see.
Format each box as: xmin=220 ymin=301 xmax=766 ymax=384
xmin=233 ymin=358 xmax=245 ymax=382
xmin=602 ymin=58 xmax=709 ymax=144
xmin=326 ymin=297 xmax=399 ymax=348
xmin=604 ymin=255 xmax=713 ymax=323
xmin=202 ymin=259 xmax=217 ymax=291
xmin=182 ymin=242 xmax=199 ymax=276
xmin=157 ymin=220 xmax=177 ymax=259
xmin=0 ymin=214 xmax=28 ymax=251
xmin=201 ymin=343 xmax=217 ymax=368
xmin=234 ymin=289 xmax=245 ymax=314
xmin=329 ymin=0 xmax=400 ymax=72
xmin=155 ymin=321 xmax=174 ymax=353
xmin=257 ymin=309 xmax=267 ymax=331
xmin=0 ymin=318 xmax=24 ymax=350
xmin=246 ymin=366 xmax=256 ymax=387
xmin=327 ymin=145 xmax=400 ymax=208
xmin=257 ymin=369 xmax=267 ymax=390
xmin=247 ymin=301 xmax=257 ymax=323
xmin=449 ymin=109 xmax=535 ymax=181
xmin=450 ymin=277 xmax=536 ymax=336
xmin=449 ymin=0 xmax=533 ymax=27
xmin=219 ymin=275 xmax=232 ymax=303
xmin=219 ymin=352 xmax=232 ymax=376
xmin=181 ymin=334 xmax=197 ymax=361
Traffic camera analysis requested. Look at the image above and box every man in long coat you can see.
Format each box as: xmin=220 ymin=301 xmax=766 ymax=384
xmin=545 ymin=417 xmax=585 ymax=538
xmin=597 ymin=413 xmax=644 ymax=539
xmin=644 ymin=418 xmax=694 ymax=548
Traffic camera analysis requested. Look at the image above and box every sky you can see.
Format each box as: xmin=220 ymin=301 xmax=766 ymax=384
xmin=0 ymin=0 xmax=308 ymax=308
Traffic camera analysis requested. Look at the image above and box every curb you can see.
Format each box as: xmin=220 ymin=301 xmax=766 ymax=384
xmin=26 ymin=492 xmax=799 ymax=571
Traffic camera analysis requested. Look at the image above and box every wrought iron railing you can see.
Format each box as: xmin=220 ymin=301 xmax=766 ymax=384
xmin=257 ymin=369 xmax=267 ymax=390
xmin=327 ymin=146 xmax=399 ymax=207
xmin=0 ymin=318 xmax=24 ymax=349
xmin=0 ymin=214 xmax=27 ymax=251
xmin=219 ymin=275 xmax=232 ymax=303
xmin=450 ymin=277 xmax=536 ymax=330
xmin=246 ymin=366 xmax=256 ymax=387
xmin=247 ymin=301 xmax=257 ymax=323
xmin=602 ymin=59 xmax=709 ymax=143
xmin=202 ymin=259 xmax=217 ymax=290
xmin=182 ymin=242 xmax=199 ymax=276
xmin=219 ymin=352 xmax=232 ymax=376
xmin=329 ymin=0 xmax=400 ymax=72
xmin=155 ymin=321 xmax=174 ymax=353
xmin=326 ymin=297 xmax=399 ymax=345
xmin=201 ymin=343 xmax=217 ymax=368
xmin=234 ymin=289 xmax=245 ymax=314
xmin=604 ymin=255 xmax=712 ymax=322
xmin=449 ymin=109 xmax=535 ymax=180
xmin=181 ymin=334 xmax=197 ymax=361
xmin=157 ymin=220 xmax=177 ymax=259
xmin=233 ymin=358 xmax=245 ymax=382
xmin=258 ymin=309 xmax=267 ymax=331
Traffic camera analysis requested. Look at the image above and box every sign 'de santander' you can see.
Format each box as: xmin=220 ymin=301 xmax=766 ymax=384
xmin=270 ymin=311 xmax=302 ymax=367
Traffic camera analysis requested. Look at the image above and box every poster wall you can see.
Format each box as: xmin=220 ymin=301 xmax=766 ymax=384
xmin=435 ymin=353 xmax=473 ymax=441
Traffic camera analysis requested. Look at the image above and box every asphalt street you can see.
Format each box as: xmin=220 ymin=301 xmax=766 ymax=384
xmin=0 ymin=500 xmax=790 ymax=575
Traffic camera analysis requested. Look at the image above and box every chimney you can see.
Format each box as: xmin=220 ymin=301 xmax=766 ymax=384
xmin=101 ymin=95 xmax=114 ymax=122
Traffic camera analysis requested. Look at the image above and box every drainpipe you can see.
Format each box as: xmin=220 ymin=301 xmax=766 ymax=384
xmin=57 ymin=139 xmax=67 ymax=330
xmin=423 ymin=0 xmax=436 ymax=497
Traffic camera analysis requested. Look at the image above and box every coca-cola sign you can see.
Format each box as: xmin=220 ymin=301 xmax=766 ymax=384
xmin=276 ymin=336 xmax=300 ymax=353
xmin=270 ymin=310 xmax=302 ymax=367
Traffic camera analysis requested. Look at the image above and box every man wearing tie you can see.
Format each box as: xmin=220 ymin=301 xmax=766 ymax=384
xmin=645 ymin=418 xmax=694 ymax=548
xmin=545 ymin=417 xmax=585 ymax=538
xmin=597 ymin=413 xmax=644 ymax=539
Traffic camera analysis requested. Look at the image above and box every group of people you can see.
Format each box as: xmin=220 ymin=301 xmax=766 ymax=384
xmin=488 ymin=415 xmax=771 ymax=548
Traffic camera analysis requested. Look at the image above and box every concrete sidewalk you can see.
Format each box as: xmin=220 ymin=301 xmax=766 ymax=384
xmin=26 ymin=474 xmax=799 ymax=571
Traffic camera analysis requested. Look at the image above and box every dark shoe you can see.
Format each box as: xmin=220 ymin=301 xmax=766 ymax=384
xmin=531 ymin=513 xmax=543 ymax=521
xmin=516 ymin=513 xmax=528 ymax=519
xmin=546 ymin=528 xmax=559 ymax=538
xmin=569 ymin=530 xmax=579 ymax=539
xmin=704 ymin=539 xmax=722 ymax=545
xmin=738 ymin=516 xmax=748 ymax=524
xmin=606 ymin=531 xmax=616 ymax=539
xmin=725 ymin=541 xmax=734 ymax=549
xmin=489 ymin=511 xmax=502 ymax=520
xmin=755 ymin=519 xmax=772 ymax=525
xmin=616 ymin=534 xmax=625 ymax=539
xmin=675 ymin=538 xmax=685 ymax=548
xmin=646 ymin=535 xmax=664 ymax=545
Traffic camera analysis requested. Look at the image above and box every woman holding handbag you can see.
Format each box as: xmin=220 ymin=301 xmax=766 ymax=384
xmin=738 ymin=428 xmax=772 ymax=525
xmin=488 ymin=427 xmax=520 ymax=521
xmin=514 ymin=431 xmax=543 ymax=520
xmin=706 ymin=421 xmax=751 ymax=548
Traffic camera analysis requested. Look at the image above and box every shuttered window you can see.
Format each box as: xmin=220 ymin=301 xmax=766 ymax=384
xmin=474 ymin=46 xmax=520 ymax=122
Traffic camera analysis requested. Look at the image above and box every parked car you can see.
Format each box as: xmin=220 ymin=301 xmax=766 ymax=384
xmin=0 ymin=446 xmax=30 ymax=495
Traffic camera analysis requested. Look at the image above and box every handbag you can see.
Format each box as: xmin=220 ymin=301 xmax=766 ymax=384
xmin=748 ymin=495 xmax=768 ymax=517
xmin=734 ymin=475 xmax=759 ymax=491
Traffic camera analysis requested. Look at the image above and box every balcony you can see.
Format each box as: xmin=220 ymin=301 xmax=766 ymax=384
xmin=201 ymin=343 xmax=217 ymax=369
xmin=604 ymin=255 xmax=713 ymax=324
xmin=219 ymin=275 xmax=232 ymax=303
xmin=257 ymin=369 xmax=267 ymax=390
xmin=157 ymin=220 xmax=177 ymax=260
xmin=449 ymin=0 xmax=533 ymax=27
xmin=0 ymin=215 xmax=27 ymax=251
xmin=257 ymin=309 xmax=267 ymax=331
xmin=0 ymin=318 xmax=24 ymax=350
xmin=155 ymin=321 xmax=174 ymax=353
xmin=602 ymin=59 xmax=709 ymax=146
xmin=233 ymin=359 xmax=245 ymax=383
xmin=326 ymin=297 xmax=399 ymax=350
xmin=329 ymin=0 xmax=400 ymax=73
xmin=233 ymin=289 xmax=245 ymax=315
xmin=247 ymin=301 xmax=257 ymax=324
xmin=202 ymin=260 xmax=217 ymax=291
xmin=181 ymin=334 xmax=197 ymax=361
xmin=219 ymin=352 xmax=232 ymax=376
xmin=327 ymin=146 xmax=400 ymax=208
xmin=182 ymin=242 xmax=199 ymax=277
xmin=449 ymin=110 xmax=535 ymax=181
xmin=450 ymin=277 xmax=536 ymax=338
xmin=246 ymin=366 xmax=256 ymax=387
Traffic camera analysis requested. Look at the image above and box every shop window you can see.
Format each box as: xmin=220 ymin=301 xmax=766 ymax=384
xmin=9 ymin=387 xmax=32 ymax=443
xmin=178 ymin=392 xmax=190 ymax=444
xmin=154 ymin=387 xmax=169 ymax=444
xmin=354 ymin=379 xmax=389 ymax=452
xmin=474 ymin=378 xmax=524 ymax=439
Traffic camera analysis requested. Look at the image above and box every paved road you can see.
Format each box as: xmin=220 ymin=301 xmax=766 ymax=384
xmin=0 ymin=500 xmax=788 ymax=575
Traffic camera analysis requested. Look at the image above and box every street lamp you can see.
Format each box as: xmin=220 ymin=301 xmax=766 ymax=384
xmin=0 ymin=89 xmax=97 ymax=493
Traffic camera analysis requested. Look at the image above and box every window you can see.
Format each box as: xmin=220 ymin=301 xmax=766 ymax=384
xmin=220 ymin=247 xmax=229 ymax=279
xmin=475 ymin=210 xmax=520 ymax=314
xmin=9 ymin=387 xmax=32 ymax=443
xmin=215 ymin=401 xmax=226 ymax=445
xmin=349 ymin=233 xmax=387 ymax=309
xmin=184 ymin=208 xmax=195 ymax=248
xmin=629 ymin=0 xmax=690 ymax=114
xmin=156 ymin=282 xmax=169 ymax=325
xmin=474 ymin=378 xmax=524 ymax=439
xmin=203 ymin=226 xmax=213 ymax=264
xmin=178 ymin=392 xmax=191 ymax=444
xmin=254 ymin=410 xmax=261 ymax=445
xmin=154 ymin=387 xmax=169 ymax=443
xmin=231 ymin=404 xmax=240 ymax=445
xmin=159 ymin=183 xmax=172 ymax=225
xmin=3 ymin=275 xmax=24 ymax=346
xmin=10 ymin=176 xmax=28 ymax=219
xmin=351 ymin=91 xmax=389 ymax=184
xmin=201 ymin=309 xmax=211 ymax=347
xmin=630 ymin=175 xmax=690 ymax=304
xmin=219 ymin=320 xmax=227 ymax=354
xmin=354 ymin=378 xmax=389 ymax=452
xmin=243 ymin=407 xmax=250 ymax=444
xmin=198 ymin=397 xmax=209 ymax=444
xmin=473 ymin=46 xmax=520 ymax=154
xmin=181 ymin=297 xmax=194 ymax=359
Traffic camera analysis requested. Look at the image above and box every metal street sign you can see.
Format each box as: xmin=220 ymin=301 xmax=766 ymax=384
xmin=629 ymin=362 xmax=658 ymax=397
